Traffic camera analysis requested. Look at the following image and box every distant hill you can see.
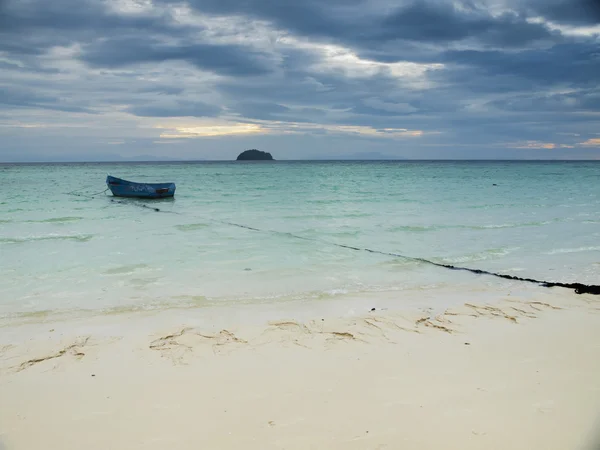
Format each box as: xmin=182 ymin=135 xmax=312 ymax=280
xmin=236 ymin=149 xmax=274 ymax=161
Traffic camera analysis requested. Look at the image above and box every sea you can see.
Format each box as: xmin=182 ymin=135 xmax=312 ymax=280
xmin=1 ymin=161 xmax=599 ymax=327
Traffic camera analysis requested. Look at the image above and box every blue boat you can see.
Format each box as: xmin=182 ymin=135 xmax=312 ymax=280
xmin=106 ymin=175 xmax=176 ymax=199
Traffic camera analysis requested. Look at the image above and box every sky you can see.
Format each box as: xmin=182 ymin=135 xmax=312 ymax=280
xmin=0 ymin=0 xmax=599 ymax=161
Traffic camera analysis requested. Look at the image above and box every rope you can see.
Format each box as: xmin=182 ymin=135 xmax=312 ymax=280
xmin=108 ymin=199 xmax=183 ymax=214
xmin=216 ymin=220 xmax=600 ymax=296
xmin=65 ymin=188 xmax=179 ymax=214
xmin=84 ymin=194 xmax=600 ymax=296
xmin=109 ymin=199 xmax=161 ymax=212
xmin=66 ymin=188 xmax=108 ymax=199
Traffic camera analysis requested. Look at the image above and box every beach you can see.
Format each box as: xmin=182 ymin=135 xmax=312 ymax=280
xmin=1 ymin=161 xmax=599 ymax=449
xmin=2 ymin=0 xmax=600 ymax=442
xmin=1 ymin=286 xmax=600 ymax=450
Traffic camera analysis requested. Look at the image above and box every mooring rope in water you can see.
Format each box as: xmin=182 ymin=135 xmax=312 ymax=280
xmin=91 ymin=196 xmax=600 ymax=296
xmin=65 ymin=188 xmax=109 ymax=199
xmin=109 ymin=199 xmax=161 ymax=212
xmin=217 ymin=220 xmax=600 ymax=296
xmin=108 ymin=199 xmax=183 ymax=214
xmin=66 ymin=188 xmax=181 ymax=213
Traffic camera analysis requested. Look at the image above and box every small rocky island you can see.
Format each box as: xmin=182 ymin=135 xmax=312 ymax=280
xmin=236 ymin=149 xmax=274 ymax=161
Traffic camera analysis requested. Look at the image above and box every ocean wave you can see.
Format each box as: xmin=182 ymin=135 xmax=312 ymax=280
xmin=475 ymin=220 xmax=559 ymax=229
xmin=26 ymin=216 xmax=84 ymax=224
xmin=545 ymin=246 xmax=600 ymax=255
xmin=438 ymin=247 xmax=520 ymax=263
xmin=499 ymin=267 xmax=526 ymax=272
xmin=389 ymin=220 xmax=557 ymax=233
xmin=377 ymin=258 xmax=424 ymax=269
xmin=102 ymin=297 xmax=211 ymax=314
xmin=0 ymin=299 xmax=211 ymax=323
xmin=102 ymin=263 xmax=150 ymax=275
xmin=127 ymin=277 xmax=161 ymax=287
xmin=388 ymin=225 xmax=437 ymax=232
xmin=465 ymin=203 xmax=513 ymax=209
xmin=176 ymin=223 xmax=210 ymax=231
xmin=326 ymin=230 xmax=361 ymax=238
xmin=319 ymin=288 xmax=352 ymax=296
xmin=0 ymin=234 xmax=93 ymax=244
xmin=2 ymin=309 xmax=54 ymax=320
xmin=283 ymin=212 xmax=371 ymax=220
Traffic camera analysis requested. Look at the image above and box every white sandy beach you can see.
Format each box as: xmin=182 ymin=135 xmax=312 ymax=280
xmin=1 ymin=288 xmax=600 ymax=450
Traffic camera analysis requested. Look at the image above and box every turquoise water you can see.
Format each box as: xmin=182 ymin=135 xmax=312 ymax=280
xmin=1 ymin=161 xmax=599 ymax=322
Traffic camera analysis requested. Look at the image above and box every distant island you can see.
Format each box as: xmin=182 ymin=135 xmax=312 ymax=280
xmin=236 ymin=149 xmax=274 ymax=161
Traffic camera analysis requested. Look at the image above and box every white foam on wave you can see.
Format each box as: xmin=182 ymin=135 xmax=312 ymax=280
xmin=439 ymin=247 xmax=521 ymax=264
xmin=0 ymin=233 xmax=94 ymax=244
xmin=545 ymin=246 xmax=600 ymax=255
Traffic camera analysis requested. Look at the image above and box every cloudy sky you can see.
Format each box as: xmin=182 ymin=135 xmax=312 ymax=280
xmin=1 ymin=0 xmax=599 ymax=161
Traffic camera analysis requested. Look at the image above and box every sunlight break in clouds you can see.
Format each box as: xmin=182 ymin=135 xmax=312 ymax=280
xmin=317 ymin=125 xmax=423 ymax=138
xmin=510 ymin=141 xmax=576 ymax=149
xmin=160 ymin=6 xmax=445 ymax=85
xmin=279 ymin=36 xmax=444 ymax=85
xmin=579 ymin=138 xmax=600 ymax=147
xmin=157 ymin=123 xmax=265 ymax=138
xmin=106 ymin=0 xmax=155 ymax=15
xmin=156 ymin=121 xmax=425 ymax=139
xmin=527 ymin=16 xmax=600 ymax=37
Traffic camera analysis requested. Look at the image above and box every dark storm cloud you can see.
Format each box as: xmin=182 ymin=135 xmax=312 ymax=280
xmin=232 ymin=102 xmax=292 ymax=121
xmin=353 ymin=43 xmax=441 ymax=65
xmin=0 ymin=87 xmax=94 ymax=114
xmin=1 ymin=0 xmax=274 ymax=76
xmin=440 ymin=43 xmax=600 ymax=87
xmin=0 ymin=57 xmax=60 ymax=74
xmin=0 ymin=0 xmax=147 ymax=31
xmin=489 ymin=89 xmax=600 ymax=112
xmin=136 ymin=85 xmax=186 ymax=96
xmin=0 ymin=0 xmax=183 ymax=54
xmin=169 ymin=0 xmax=355 ymax=37
xmin=377 ymin=2 xmax=556 ymax=47
xmin=127 ymin=100 xmax=222 ymax=117
xmin=217 ymin=71 xmax=409 ymax=109
xmin=527 ymin=0 xmax=600 ymax=25
xmin=172 ymin=0 xmax=558 ymax=50
xmin=80 ymin=37 xmax=274 ymax=76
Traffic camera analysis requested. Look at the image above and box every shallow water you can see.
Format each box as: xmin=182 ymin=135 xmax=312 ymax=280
xmin=1 ymin=160 xmax=599 ymax=322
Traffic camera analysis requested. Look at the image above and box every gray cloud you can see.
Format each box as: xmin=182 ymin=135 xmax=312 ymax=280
xmin=526 ymin=0 xmax=600 ymax=25
xmin=0 ymin=0 xmax=598 ymax=161
xmin=175 ymin=0 xmax=354 ymax=37
xmin=127 ymin=100 xmax=222 ymax=118
xmin=232 ymin=102 xmax=292 ymax=121
xmin=489 ymin=88 xmax=600 ymax=112
xmin=440 ymin=43 xmax=600 ymax=88
xmin=0 ymin=1 xmax=163 ymax=63
xmin=136 ymin=85 xmax=186 ymax=96
xmin=0 ymin=87 xmax=95 ymax=114
xmin=80 ymin=37 xmax=274 ymax=76
xmin=176 ymin=0 xmax=558 ymax=49
xmin=377 ymin=2 xmax=556 ymax=47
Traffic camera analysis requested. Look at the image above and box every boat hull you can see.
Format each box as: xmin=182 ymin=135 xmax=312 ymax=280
xmin=106 ymin=175 xmax=176 ymax=199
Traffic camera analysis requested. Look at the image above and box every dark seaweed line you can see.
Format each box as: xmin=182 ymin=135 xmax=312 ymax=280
xmin=107 ymin=200 xmax=600 ymax=296
xmin=219 ymin=220 xmax=600 ymax=296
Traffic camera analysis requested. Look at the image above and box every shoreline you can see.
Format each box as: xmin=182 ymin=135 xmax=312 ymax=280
xmin=1 ymin=289 xmax=599 ymax=449
xmin=0 ymin=278 xmax=581 ymax=329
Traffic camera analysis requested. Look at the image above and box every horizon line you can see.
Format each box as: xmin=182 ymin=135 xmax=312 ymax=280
xmin=2 ymin=158 xmax=600 ymax=164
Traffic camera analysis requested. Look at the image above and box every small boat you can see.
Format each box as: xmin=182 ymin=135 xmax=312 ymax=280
xmin=106 ymin=175 xmax=176 ymax=199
